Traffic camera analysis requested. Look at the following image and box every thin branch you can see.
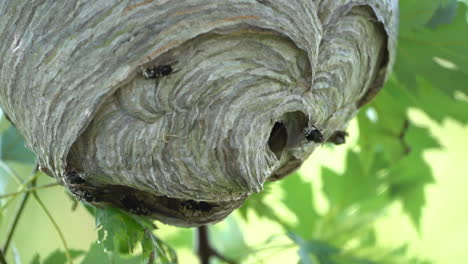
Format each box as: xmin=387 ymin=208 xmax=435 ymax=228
xmin=196 ymin=226 xmax=210 ymax=264
xmin=0 ymin=249 xmax=7 ymax=264
xmin=0 ymin=171 xmax=40 ymax=213
xmin=2 ymin=164 xmax=39 ymax=255
xmin=0 ymin=183 xmax=59 ymax=199
xmin=0 ymin=162 xmax=21 ymax=185
xmin=32 ymin=185 xmax=73 ymax=264
xmin=196 ymin=226 xmax=237 ymax=264
xmin=2 ymin=191 xmax=30 ymax=253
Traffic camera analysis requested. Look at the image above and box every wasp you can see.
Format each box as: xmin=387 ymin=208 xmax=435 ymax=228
xmin=120 ymin=194 xmax=150 ymax=215
xmin=64 ymin=170 xmax=86 ymax=184
xmin=141 ymin=56 xmax=177 ymax=81
xmin=304 ymin=126 xmax=323 ymax=143
xmin=141 ymin=59 xmax=177 ymax=91
xmin=142 ymin=64 xmax=173 ymax=79
xmin=327 ymin=130 xmax=348 ymax=145
xmin=182 ymin=199 xmax=213 ymax=212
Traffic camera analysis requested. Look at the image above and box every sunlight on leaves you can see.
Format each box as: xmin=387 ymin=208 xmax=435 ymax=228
xmin=94 ymin=207 xmax=177 ymax=264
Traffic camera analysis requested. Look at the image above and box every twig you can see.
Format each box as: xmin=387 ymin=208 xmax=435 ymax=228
xmin=196 ymin=226 xmax=237 ymax=264
xmin=32 ymin=184 xmax=73 ymax=264
xmin=2 ymin=164 xmax=39 ymax=255
xmin=0 ymin=162 xmax=21 ymax=185
xmin=196 ymin=226 xmax=210 ymax=264
xmin=0 ymin=183 xmax=59 ymax=199
xmin=0 ymin=171 xmax=40 ymax=213
xmin=0 ymin=249 xmax=7 ymax=264
xmin=2 ymin=191 xmax=30 ymax=253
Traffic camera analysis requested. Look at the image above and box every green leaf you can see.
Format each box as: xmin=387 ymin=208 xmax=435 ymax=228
xmin=412 ymin=78 xmax=468 ymax=123
xmin=405 ymin=125 xmax=441 ymax=153
xmin=386 ymin=153 xmax=434 ymax=230
xmin=426 ymin=1 xmax=458 ymax=29
xmin=359 ymin=231 xmax=377 ymax=248
xmin=80 ymin=243 xmax=110 ymax=264
xmin=321 ymin=152 xmax=380 ymax=211
xmin=289 ymin=232 xmax=434 ymax=264
xmin=81 ymin=242 xmax=140 ymax=264
xmin=30 ymin=254 xmax=40 ymax=264
xmin=238 ymin=183 xmax=286 ymax=226
xmin=381 ymin=123 xmax=437 ymax=230
xmin=280 ymin=173 xmax=319 ymax=238
xmin=162 ymin=228 xmax=192 ymax=249
xmin=94 ymin=207 xmax=177 ymax=263
xmin=355 ymin=78 xmax=442 ymax=230
xmin=357 ymin=89 xmax=411 ymax=165
xmin=288 ymin=232 xmax=316 ymax=264
xmin=396 ymin=3 xmax=468 ymax=102
xmin=141 ymin=229 xmax=178 ymax=264
xmin=95 ymin=207 xmax=144 ymax=253
xmin=381 ymin=77 xmax=468 ymax=124
xmin=211 ymin=216 xmax=249 ymax=261
xmin=391 ymin=1 xmax=468 ymax=126
xmin=399 ymin=0 xmax=450 ymax=33
xmin=0 ymin=124 xmax=36 ymax=164
xmin=288 ymin=232 xmax=340 ymax=264
xmin=29 ymin=249 xmax=85 ymax=264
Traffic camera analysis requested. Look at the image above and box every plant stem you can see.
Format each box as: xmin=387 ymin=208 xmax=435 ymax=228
xmin=1 ymin=164 xmax=39 ymax=255
xmin=0 ymin=249 xmax=7 ymax=264
xmin=32 ymin=185 xmax=73 ymax=264
xmin=0 ymin=183 xmax=59 ymax=199
xmin=0 ymin=171 xmax=40 ymax=213
xmin=196 ymin=226 xmax=237 ymax=264
xmin=2 ymin=191 xmax=30 ymax=253
xmin=0 ymin=160 xmax=22 ymax=184
xmin=196 ymin=226 xmax=210 ymax=264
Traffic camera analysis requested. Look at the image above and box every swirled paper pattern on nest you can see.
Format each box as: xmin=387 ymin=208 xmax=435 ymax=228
xmin=0 ymin=0 xmax=398 ymax=226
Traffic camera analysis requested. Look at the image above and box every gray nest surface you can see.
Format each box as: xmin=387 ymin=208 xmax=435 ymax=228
xmin=0 ymin=0 xmax=398 ymax=226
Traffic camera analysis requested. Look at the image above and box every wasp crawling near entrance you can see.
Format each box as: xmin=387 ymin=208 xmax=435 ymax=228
xmin=304 ymin=126 xmax=323 ymax=143
xmin=120 ymin=194 xmax=150 ymax=215
xmin=141 ymin=58 xmax=177 ymax=90
xmin=142 ymin=64 xmax=173 ymax=79
xmin=141 ymin=56 xmax=176 ymax=81
xmin=64 ymin=170 xmax=86 ymax=184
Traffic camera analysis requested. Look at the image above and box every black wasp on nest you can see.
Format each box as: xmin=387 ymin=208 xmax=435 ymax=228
xmin=64 ymin=170 xmax=86 ymax=185
xmin=142 ymin=64 xmax=173 ymax=80
xmin=141 ymin=56 xmax=176 ymax=81
xmin=304 ymin=126 xmax=323 ymax=143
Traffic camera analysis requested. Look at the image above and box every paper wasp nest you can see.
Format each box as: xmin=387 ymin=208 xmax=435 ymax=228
xmin=0 ymin=0 xmax=398 ymax=226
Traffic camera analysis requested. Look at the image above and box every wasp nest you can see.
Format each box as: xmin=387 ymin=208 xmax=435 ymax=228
xmin=0 ymin=0 xmax=398 ymax=226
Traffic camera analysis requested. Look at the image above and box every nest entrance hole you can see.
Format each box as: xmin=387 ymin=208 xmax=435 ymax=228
xmin=268 ymin=122 xmax=288 ymax=159
xmin=267 ymin=111 xmax=309 ymax=159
